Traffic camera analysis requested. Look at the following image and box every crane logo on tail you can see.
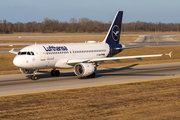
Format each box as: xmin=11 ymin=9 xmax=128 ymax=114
xmin=112 ymin=25 xmax=120 ymax=41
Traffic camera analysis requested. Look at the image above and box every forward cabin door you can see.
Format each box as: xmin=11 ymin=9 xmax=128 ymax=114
xmin=38 ymin=47 xmax=49 ymax=68
xmin=38 ymin=47 xmax=46 ymax=61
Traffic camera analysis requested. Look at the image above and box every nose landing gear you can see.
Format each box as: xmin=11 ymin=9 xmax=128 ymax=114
xmin=30 ymin=69 xmax=60 ymax=80
xmin=31 ymin=70 xmax=38 ymax=80
xmin=31 ymin=75 xmax=38 ymax=80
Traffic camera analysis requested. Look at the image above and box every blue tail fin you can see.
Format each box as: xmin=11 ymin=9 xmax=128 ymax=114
xmin=103 ymin=11 xmax=123 ymax=44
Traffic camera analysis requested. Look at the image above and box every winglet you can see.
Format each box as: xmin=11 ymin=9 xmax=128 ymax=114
xmin=168 ymin=51 xmax=172 ymax=58
xmin=164 ymin=51 xmax=172 ymax=58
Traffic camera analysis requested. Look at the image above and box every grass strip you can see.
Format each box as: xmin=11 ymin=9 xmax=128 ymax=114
xmin=0 ymin=77 xmax=180 ymax=120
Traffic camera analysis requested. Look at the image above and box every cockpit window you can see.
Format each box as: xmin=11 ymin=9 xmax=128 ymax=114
xmin=21 ymin=52 xmax=27 ymax=55
xmin=27 ymin=52 xmax=31 ymax=55
xmin=18 ymin=51 xmax=35 ymax=55
xmin=31 ymin=52 xmax=34 ymax=55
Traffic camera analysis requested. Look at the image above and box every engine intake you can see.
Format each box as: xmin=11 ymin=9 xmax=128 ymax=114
xmin=74 ymin=63 xmax=95 ymax=77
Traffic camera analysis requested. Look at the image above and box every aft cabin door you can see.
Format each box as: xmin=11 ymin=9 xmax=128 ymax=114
xmin=38 ymin=47 xmax=46 ymax=61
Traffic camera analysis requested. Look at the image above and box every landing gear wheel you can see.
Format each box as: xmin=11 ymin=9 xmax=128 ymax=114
xmin=91 ymin=72 xmax=96 ymax=78
xmin=86 ymin=72 xmax=96 ymax=78
xmin=55 ymin=70 xmax=60 ymax=76
xmin=51 ymin=70 xmax=55 ymax=76
xmin=51 ymin=70 xmax=60 ymax=77
xmin=31 ymin=76 xmax=38 ymax=80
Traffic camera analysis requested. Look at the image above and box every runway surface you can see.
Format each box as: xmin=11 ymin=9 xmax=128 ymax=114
xmin=131 ymin=35 xmax=180 ymax=46
xmin=0 ymin=62 xmax=180 ymax=96
xmin=0 ymin=48 xmax=21 ymax=53
xmin=0 ymin=35 xmax=105 ymax=44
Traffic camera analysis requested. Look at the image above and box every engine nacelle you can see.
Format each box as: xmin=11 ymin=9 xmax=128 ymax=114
xmin=20 ymin=68 xmax=36 ymax=74
xmin=74 ymin=63 xmax=95 ymax=77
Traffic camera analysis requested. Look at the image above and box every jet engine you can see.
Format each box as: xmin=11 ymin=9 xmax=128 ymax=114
xmin=74 ymin=63 xmax=95 ymax=77
xmin=20 ymin=68 xmax=36 ymax=74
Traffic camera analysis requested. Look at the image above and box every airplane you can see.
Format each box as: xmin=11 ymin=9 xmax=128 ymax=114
xmin=9 ymin=11 xmax=172 ymax=80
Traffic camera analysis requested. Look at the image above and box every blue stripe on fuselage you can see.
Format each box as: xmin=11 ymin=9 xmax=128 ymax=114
xmin=107 ymin=44 xmax=123 ymax=57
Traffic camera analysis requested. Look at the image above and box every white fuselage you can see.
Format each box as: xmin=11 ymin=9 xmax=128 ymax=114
xmin=13 ymin=42 xmax=110 ymax=69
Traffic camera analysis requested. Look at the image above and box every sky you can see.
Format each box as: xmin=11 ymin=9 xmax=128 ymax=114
xmin=0 ymin=0 xmax=179 ymax=23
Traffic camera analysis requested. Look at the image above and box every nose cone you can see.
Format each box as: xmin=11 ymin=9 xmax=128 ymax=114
xmin=13 ymin=57 xmax=22 ymax=67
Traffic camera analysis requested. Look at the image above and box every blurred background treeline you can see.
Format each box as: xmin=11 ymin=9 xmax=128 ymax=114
xmin=0 ymin=18 xmax=180 ymax=33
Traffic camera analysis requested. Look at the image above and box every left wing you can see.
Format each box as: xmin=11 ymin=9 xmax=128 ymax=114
xmin=9 ymin=48 xmax=19 ymax=54
xmin=67 ymin=52 xmax=172 ymax=64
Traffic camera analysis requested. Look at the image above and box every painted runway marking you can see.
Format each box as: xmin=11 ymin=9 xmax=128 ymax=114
xmin=133 ymin=36 xmax=140 ymax=42
xmin=171 ymin=38 xmax=177 ymax=41
xmin=153 ymin=36 xmax=158 ymax=44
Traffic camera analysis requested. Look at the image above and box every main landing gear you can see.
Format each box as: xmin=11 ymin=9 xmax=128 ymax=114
xmin=86 ymin=72 xmax=96 ymax=78
xmin=51 ymin=69 xmax=60 ymax=77
xmin=86 ymin=67 xmax=97 ymax=78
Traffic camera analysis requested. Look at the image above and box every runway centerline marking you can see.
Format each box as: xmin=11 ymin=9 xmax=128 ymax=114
xmin=1 ymin=76 xmax=180 ymax=98
xmin=153 ymin=36 xmax=158 ymax=44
